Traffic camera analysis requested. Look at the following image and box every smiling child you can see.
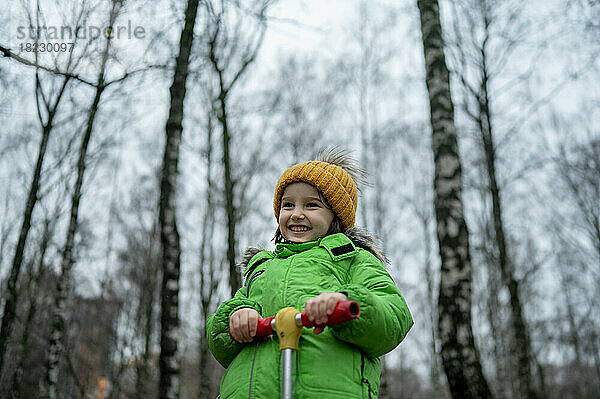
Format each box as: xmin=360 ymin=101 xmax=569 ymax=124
xmin=206 ymin=149 xmax=413 ymax=398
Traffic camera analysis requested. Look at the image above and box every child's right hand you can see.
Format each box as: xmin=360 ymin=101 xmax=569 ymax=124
xmin=229 ymin=308 xmax=260 ymax=343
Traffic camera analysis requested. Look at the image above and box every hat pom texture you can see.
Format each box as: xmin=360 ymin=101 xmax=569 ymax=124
xmin=273 ymin=161 xmax=358 ymax=230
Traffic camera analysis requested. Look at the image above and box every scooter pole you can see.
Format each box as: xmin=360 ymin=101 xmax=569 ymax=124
xmin=274 ymin=307 xmax=302 ymax=399
xmin=231 ymin=301 xmax=360 ymax=398
xmin=255 ymin=301 xmax=360 ymax=399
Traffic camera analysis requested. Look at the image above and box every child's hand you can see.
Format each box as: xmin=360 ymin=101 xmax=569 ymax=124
xmin=229 ymin=308 xmax=260 ymax=343
xmin=304 ymin=292 xmax=348 ymax=334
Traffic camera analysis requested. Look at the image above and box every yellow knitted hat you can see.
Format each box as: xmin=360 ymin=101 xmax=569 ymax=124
xmin=273 ymin=161 xmax=358 ymax=230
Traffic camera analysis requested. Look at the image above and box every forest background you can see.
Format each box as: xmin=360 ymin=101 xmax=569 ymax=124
xmin=0 ymin=0 xmax=598 ymax=398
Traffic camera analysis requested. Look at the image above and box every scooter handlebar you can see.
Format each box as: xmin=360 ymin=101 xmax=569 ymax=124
xmin=300 ymin=300 xmax=360 ymax=328
xmin=248 ymin=301 xmax=360 ymax=339
xmin=254 ymin=316 xmax=275 ymax=338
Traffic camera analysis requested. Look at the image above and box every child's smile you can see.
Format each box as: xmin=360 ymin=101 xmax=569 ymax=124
xmin=279 ymin=182 xmax=335 ymax=243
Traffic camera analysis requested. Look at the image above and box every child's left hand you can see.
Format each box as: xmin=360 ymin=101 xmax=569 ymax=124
xmin=304 ymin=292 xmax=348 ymax=334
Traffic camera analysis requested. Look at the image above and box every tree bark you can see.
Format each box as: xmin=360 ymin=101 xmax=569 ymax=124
xmin=416 ymin=1 xmax=493 ymax=397
xmin=158 ymin=0 xmax=200 ymax=397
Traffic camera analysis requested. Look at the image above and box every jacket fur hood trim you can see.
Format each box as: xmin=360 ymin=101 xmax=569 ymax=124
xmin=237 ymin=227 xmax=387 ymax=271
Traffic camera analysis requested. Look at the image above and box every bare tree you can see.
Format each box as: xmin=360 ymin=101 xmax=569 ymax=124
xmin=555 ymin=139 xmax=600 ymax=267
xmin=0 ymin=24 xmax=76 ymax=384
xmin=477 ymin=209 xmax=514 ymax=399
xmin=7 ymin=204 xmax=59 ymax=399
xmin=158 ymin=0 xmax=201 ymax=397
xmin=551 ymin=135 xmax=600 ymax=396
xmin=112 ymin=174 xmax=161 ymax=399
xmin=132 ymin=224 xmax=161 ymax=399
xmin=197 ymin=111 xmax=219 ymax=399
xmin=445 ymin=2 xmax=540 ymax=396
xmin=414 ymin=186 xmax=449 ymax=398
xmin=43 ymin=2 xmax=126 ymax=397
xmin=416 ymin=0 xmax=493 ymax=397
xmin=203 ymin=0 xmax=271 ymax=297
xmin=402 ymin=120 xmax=450 ymax=399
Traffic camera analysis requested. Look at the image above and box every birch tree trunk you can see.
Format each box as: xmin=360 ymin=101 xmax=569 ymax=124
xmin=158 ymin=0 xmax=200 ymax=397
xmin=416 ymin=1 xmax=493 ymax=397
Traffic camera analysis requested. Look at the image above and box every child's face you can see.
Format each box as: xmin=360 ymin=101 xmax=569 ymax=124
xmin=278 ymin=182 xmax=335 ymax=243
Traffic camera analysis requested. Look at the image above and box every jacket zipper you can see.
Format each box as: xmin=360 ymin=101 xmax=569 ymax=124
xmin=248 ymin=342 xmax=258 ymax=399
xmin=246 ymin=270 xmax=264 ymax=296
xmin=245 ymin=268 xmax=263 ymax=398
xmin=244 ymin=257 xmax=269 ymax=282
xmin=360 ymin=352 xmax=373 ymax=399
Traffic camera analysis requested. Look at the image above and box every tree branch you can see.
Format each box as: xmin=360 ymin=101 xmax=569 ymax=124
xmin=0 ymin=45 xmax=96 ymax=87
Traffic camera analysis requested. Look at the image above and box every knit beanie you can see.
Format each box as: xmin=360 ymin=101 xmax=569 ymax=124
xmin=273 ymin=161 xmax=358 ymax=230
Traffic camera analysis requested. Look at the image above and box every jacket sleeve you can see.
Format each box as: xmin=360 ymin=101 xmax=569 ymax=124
xmin=330 ymin=250 xmax=413 ymax=358
xmin=205 ymin=287 xmax=263 ymax=368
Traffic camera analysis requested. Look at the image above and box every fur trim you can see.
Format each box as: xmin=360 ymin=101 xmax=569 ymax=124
xmin=238 ymin=227 xmax=387 ymax=270
xmin=343 ymin=226 xmax=388 ymax=265
xmin=237 ymin=247 xmax=264 ymax=271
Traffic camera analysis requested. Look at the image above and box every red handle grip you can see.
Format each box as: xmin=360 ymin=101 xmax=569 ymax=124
xmin=229 ymin=316 xmax=274 ymax=340
xmin=300 ymin=300 xmax=360 ymax=328
xmin=230 ymin=301 xmax=360 ymax=340
xmin=255 ymin=316 xmax=275 ymax=338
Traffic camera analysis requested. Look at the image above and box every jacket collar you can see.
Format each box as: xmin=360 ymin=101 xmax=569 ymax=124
xmin=239 ymin=227 xmax=387 ymax=276
xmin=274 ymin=239 xmax=320 ymax=258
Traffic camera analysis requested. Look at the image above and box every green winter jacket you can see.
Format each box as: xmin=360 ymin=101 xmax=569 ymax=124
xmin=206 ymin=230 xmax=413 ymax=398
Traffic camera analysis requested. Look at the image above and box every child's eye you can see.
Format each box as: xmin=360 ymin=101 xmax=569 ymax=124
xmin=282 ymin=202 xmax=294 ymax=208
xmin=307 ymin=202 xmax=319 ymax=208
